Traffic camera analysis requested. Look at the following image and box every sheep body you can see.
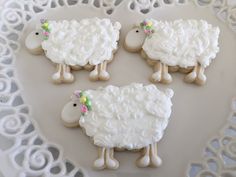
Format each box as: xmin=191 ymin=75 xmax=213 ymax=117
xmin=142 ymin=19 xmax=220 ymax=68
xmin=41 ymin=18 xmax=121 ymax=66
xmin=79 ymin=83 xmax=173 ymax=149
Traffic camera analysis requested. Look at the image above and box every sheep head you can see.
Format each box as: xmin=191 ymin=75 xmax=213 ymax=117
xmin=125 ymin=20 xmax=154 ymax=52
xmin=25 ymin=19 xmax=50 ymax=55
xmin=61 ymin=90 xmax=92 ymax=128
xmin=25 ymin=29 xmax=44 ymax=55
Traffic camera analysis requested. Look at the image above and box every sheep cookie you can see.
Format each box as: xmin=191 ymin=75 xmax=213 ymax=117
xmin=124 ymin=19 xmax=220 ymax=85
xmin=25 ymin=18 xmax=121 ymax=84
xmin=61 ymin=83 xmax=174 ymax=170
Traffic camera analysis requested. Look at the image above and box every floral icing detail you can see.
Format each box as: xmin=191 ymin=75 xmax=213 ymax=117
xmin=74 ymin=90 xmax=92 ymax=115
xmin=40 ymin=19 xmax=51 ymax=40
xmin=140 ymin=19 xmax=155 ymax=35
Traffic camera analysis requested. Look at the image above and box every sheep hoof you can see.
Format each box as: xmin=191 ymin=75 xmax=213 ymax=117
xmin=150 ymin=72 xmax=162 ymax=83
xmin=52 ymin=72 xmax=62 ymax=84
xmin=136 ymin=155 xmax=150 ymax=168
xmin=99 ymin=71 xmax=110 ymax=81
xmin=106 ymin=158 xmax=119 ymax=169
xmin=195 ymin=74 xmax=207 ymax=85
xmin=184 ymin=72 xmax=197 ymax=83
xmin=93 ymin=158 xmax=105 ymax=170
xmin=63 ymin=72 xmax=74 ymax=83
xmin=150 ymin=156 xmax=162 ymax=167
xmin=89 ymin=70 xmax=99 ymax=81
xmin=162 ymin=73 xmax=172 ymax=84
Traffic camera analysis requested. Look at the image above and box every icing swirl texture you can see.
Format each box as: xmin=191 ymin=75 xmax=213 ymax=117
xmin=142 ymin=19 xmax=220 ymax=68
xmin=41 ymin=18 xmax=121 ymax=66
xmin=79 ymin=83 xmax=173 ymax=149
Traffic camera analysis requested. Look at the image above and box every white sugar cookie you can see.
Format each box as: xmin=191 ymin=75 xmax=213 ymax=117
xmin=25 ymin=18 xmax=121 ymax=84
xmin=125 ymin=19 xmax=220 ymax=85
xmin=61 ymin=83 xmax=173 ymax=170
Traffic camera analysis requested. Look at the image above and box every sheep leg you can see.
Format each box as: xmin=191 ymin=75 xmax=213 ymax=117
xmin=105 ymin=148 xmax=119 ymax=169
xmin=99 ymin=61 xmax=110 ymax=81
xmin=150 ymin=61 xmax=162 ymax=83
xmin=52 ymin=64 xmax=63 ymax=83
xmin=89 ymin=65 xmax=99 ymax=81
xmin=150 ymin=143 xmax=162 ymax=167
xmin=195 ymin=64 xmax=207 ymax=85
xmin=162 ymin=64 xmax=172 ymax=84
xmin=136 ymin=145 xmax=150 ymax=167
xmin=184 ymin=65 xmax=198 ymax=83
xmin=93 ymin=147 xmax=106 ymax=170
xmin=62 ymin=64 xmax=74 ymax=83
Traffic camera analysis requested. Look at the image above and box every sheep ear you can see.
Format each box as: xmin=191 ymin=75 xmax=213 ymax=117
xmin=70 ymin=93 xmax=79 ymax=101
xmin=133 ymin=22 xmax=140 ymax=28
xmin=71 ymin=94 xmax=79 ymax=101
xmin=35 ymin=22 xmax=42 ymax=30
xmin=165 ymin=89 xmax=174 ymax=98
xmin=71 ymin=90 xmax=81 ymax=101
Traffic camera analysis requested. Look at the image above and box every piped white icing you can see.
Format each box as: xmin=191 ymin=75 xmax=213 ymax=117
xmin=142 ymin=19 xmax=220 ymax=68
xmin=41 ymin=18 xmax=121 ymax=66
xmin=78 ymin=83 xmax=173 ymax=149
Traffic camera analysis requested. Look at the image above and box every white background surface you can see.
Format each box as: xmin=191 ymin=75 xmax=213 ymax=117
xmin=15 ymin=2 xmax=236 ymax=177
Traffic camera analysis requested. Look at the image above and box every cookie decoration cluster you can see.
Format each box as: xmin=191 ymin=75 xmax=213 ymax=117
xmin=140 ymin=20 xmax=155 ymax=35
xmin=40 ymin=19 xmax=51 ymax=40
xmin=25 ymin=18 xmax=121 ymax=84
xmin=61 ymin=83 xmax=174 ymax=170
xmin=125 ymin=19 xmax=220 ymax=85
xmin=74 ymin=90 xmax=92 ymax=115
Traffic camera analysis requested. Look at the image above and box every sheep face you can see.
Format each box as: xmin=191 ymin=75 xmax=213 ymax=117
xmin=125 ymin=27 xmax=146 ymax=52
xmin=25 ymin=29 xmax=44 ymax=55
xmin=61 ymin=99 xmax=81 ymax=128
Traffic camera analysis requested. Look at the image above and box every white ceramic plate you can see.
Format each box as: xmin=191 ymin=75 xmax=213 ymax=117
xmin=1 ymin=0 xmax=236 ymax=177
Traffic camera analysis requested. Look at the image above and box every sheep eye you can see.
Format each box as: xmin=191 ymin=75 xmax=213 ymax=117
xmin=35 ymin=32 xmax=39 ymax=35
xmin=136 ymin=30 xmax=139 ymax=33
xmin=73 ymin=103 xmax=77 ymax=107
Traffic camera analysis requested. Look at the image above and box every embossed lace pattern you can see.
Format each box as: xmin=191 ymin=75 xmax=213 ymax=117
xmin=187 ymin=1 xmax=236 ymax=176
